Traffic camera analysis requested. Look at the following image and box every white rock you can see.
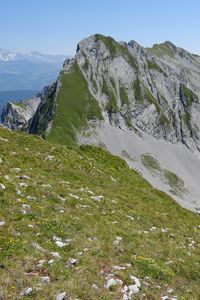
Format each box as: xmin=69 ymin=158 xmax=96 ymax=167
xmin=27 ymin=196 xmax=36 ymax=200
xmin=20 ymin=175 xmax=30 ymax=180
xmin=28 ymin=224 xmax=34 ymax=228
xmin=48 ymin=259 xmax=54 ymax=265
xmin=55 ymin=241 xmax=68 ymax=248
xmin=19 ymin=182 xmax=28 ymax=188
xmin=68 ymin=258 xmax=78 ymax=266
xmin=36 ymin=260 xmax=47 ymax=267
xmin=112 ymin=265 xmax=126 ymax=271
xmin=114 ymin=236 xmax=122 ymax=244
xmin=51 ymin=252 xmax=61 ymax=259
xmin=104 ymin=278 xmax=117 ymax=289
xmin=0 ymin=137 xmax=8 ymax=142
xmin=126 ymin=215 xmax=135 ymax=221
xmin=40 ymin=276 xmax=50 ymax=283
xmin=0 ymin=183 xmax=6 ymax=190
xmin=53 ymin=235 xmax=62 ymax=242
xmin=56 ymin=292 xmax=67 ymax=300
xmin=21 ymin=287 xmax=33 ymax=295
xmin=92 ymin=283 xmax=99 ymax=290
xmin=69 ymin=193 xmax=80 ymax=200
xmin=91 ymin=195 xmax=104 ymax=201
xmin=0 ymin=221 xmax=5 ymax=227
xmin=45 ymin=155 xmax=55 ymax=161
xmin=12 ymin=167 xmax=21 ymax=172
xmin=22 ymin=204 xmax=30 ymax=209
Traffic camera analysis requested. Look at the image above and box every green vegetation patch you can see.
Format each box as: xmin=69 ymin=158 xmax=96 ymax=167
xmin=163 ymin=169 xmax=187 ymax=195
xmin=180 ymin=84 xmax=198 ymax=107
xmin=141 ymin=154 xmax=161 ymax=172
xmin=102 ymin=77 xmax=119 ymax=114
xmin=148 ymin=42 xmax=175 ymax=58
xmin=47 ymin=62 xmax=103 ymax=146
xmin=14 ymin=101 xmax=26 ymax=109
xmin=120 ymin=86 xmax=129 ymax=106
xmin=183 ymin=111 xmax=191 ymax=129
xmin=133 ymin=77 xmax=143 ymax=102
xmin=147 ymin=60 xmax=165 ymax=75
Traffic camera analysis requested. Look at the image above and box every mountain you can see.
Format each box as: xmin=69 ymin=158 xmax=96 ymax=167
xmin=0 ymin=48 xmax=68 ymax=92
xmin=0 ymin=90 xmax=37 ymax=115
xmin=0 ymin=48 xmax=67 ymax=64
xmin=2 ymin=34 xmax=200 ymax=212
xmin=0 ymin=125 xmax=200 ymax=299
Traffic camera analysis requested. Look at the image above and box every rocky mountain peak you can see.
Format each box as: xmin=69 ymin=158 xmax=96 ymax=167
xmin=2 ymin=34 xmax=200 ymax=211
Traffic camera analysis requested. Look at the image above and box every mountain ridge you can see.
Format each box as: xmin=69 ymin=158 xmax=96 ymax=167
xmin=2 ymin=33 xmax=200 ymax=212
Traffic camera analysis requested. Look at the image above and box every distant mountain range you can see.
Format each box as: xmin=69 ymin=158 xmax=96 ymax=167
xmin=0 ymin=48 xmax=69 ymax=113
xmin=0 ymin=48 xmax=67 ymax=64
xmin=0 ymin=49 xmax=68 ymax=92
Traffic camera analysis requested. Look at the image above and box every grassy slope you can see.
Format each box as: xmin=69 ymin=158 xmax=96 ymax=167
xmin=46 ymin=62 xmax=102 ymax=146
xmin=0 ymin=126 xmax=200 ymax=299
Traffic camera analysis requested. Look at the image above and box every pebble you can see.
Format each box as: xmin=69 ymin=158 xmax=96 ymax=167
xmin=114 ymin=236 xmax=122 ymax=244
xmin=56 ymin=292 xmax=67 ymax=300
xmin=0 ymin=221 xmax=5 ymax=227
xmin=12 ymin=168 xmax=21 ymax=172
xmin=91 ymin=195 xmax=104 ymax=202
xmin=51 ymin=252 xmax=61 ymax=259
xmin=0 ymin=183 xmax=6 ymax=190
xmin=92 ymin=283 xmax=99 ymax=290
xmin=19 ymin=182 xmax=28 ymax=188
xmin=40 ymin=276 xmax=50 ymax=283
xmin=21 ymin=287 xmax=33 ymax=295
xmin=68 ymin=258 xmax=78 ymax=266
xmin=20 ymin=175 xmax=30 ymax=180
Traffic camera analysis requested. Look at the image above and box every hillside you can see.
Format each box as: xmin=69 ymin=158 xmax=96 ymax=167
xmin=0 ymin=125 xmax=200 ymax=299
xmin=2 ymin=34 xmax=200 ymax=212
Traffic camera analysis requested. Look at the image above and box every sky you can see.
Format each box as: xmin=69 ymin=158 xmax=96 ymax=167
xmin=0 ymin=0 xmax=200 ymax=55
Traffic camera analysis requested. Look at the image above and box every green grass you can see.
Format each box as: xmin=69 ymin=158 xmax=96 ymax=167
xmin=183 ymin=111 xmax=191 ymax=129
xmin=0 ymin=126 xmax=200 ymax=299
xmin=102 ymin=77 xmax=119 ymax=114
xmin=119 ymin=87 xmax=129 ymax=106
xmin=133 ymin=77 xmax=143 ymax=102
xmin=180 ymin=84 xmax=198 ymax=107
xmin=47 ymin=62 xmax=103 ymax=146
xmin=147 ymin=60 xmax=166 ymax=76
xmin=148 ymin=42 xmax=175 ymax=58
xmin=14 ymin=101 xmax=26 ymax=109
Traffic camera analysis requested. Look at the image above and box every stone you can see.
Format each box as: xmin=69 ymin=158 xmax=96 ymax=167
xmin=40 ymin=276 xmax=50 ymax=283
xmin=0 ymin=183 xmax=6 ymax=190
xmin=21 ymin=287 xmax=33 ymax=295
xmin=56 ymin=292 xmax=67 ymax=300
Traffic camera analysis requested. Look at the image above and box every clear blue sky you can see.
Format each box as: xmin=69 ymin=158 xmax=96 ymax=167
xmin=1 ymin=0 xmax=200 ymax=55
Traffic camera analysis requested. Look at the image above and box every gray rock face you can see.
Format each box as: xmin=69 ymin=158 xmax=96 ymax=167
xmin=1 ymin=94 xmax=41 ymax=130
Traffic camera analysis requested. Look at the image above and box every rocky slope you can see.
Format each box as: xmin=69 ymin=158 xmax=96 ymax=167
xmin=0 ymin=125 xmax=200 ymax=299
xmin=2 ymin=34 xmax=200 ymax=211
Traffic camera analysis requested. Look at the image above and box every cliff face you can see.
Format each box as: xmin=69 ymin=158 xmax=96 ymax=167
xmin=2 ymin=34 xmax=200 ymax=211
